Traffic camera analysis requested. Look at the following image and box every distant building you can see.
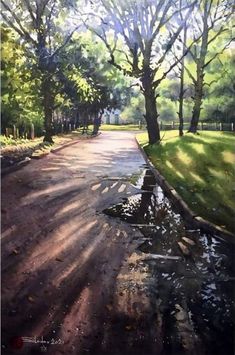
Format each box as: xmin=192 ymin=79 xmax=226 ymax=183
xmin=102 ymin=109 xmax=122 ymax=124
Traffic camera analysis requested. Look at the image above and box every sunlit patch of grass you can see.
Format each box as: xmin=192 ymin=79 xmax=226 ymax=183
xmin=223 ymin=151 xmax=235 ymax=165
xmin=136 ymin=130 xmax=235 ymax=234
xmin=191 ymin=143 xmax=205 ymax=154
xmin=190 ymin=172 xmax=204 ymax=183
xmin=177 ymin=150 xmax=192 ymax=165
xmin=166 ymin=161 xmax=174 ymax=169
xmin=0 ymin=131 xmax=84 ymax=159
xmin=100 ymin=124 xmax=143 ymax=131
xmin=208 ymin=168 xmax=226 ymax=179
xmin=176 ymin=171 xmax=185 ymax=179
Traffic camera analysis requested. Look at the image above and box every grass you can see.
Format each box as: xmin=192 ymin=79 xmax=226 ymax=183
xmin=0 ymin=135 xmax=43 ymax=147
xmin=136 ymin=130 xmax=235 ymax=234
xmin=100 ymin=124 xmax=144 ymax=131
xmin=0 ymin=131 xmax=84 ymax=159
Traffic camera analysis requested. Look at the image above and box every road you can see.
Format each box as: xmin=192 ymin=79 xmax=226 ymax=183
xmin=1 ymin=131 xmax=234 ymax=355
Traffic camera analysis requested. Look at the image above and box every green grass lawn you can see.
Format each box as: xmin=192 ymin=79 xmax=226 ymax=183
xmin=100 ymin=124 xmax=144 ymax=131
xmin=137 ymin=130 xmax=235 ymax=234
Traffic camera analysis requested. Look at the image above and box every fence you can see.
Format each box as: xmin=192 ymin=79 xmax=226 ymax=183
xmin=3 ymin=121 xmax=235 ymax=140
xmin=5 ymin=124 xmax=35 ymax=140
xmin=3 ymin=122 xmax=79 ymax=140
xmin=159 ymin=121 xmax=234 ymax=132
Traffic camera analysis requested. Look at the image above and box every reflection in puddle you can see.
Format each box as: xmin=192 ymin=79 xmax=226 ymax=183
xmin=104 ymin=168 xmax=235 ymax=354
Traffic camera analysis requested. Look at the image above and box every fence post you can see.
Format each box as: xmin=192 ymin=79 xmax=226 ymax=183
xmin=69 ymin=123 xmax=72 ymax=132
xmin=231 ymin=123 xmax=234 ymax=131
xmin=31 ymin=123 xmax=35 ymax=140
xmin=61 ymin=123 xmax=64 ymax=133
xmin=5 ymin=128 xmax=9 ymax=137
xmin=172 ymin=121 xmax=174 ymax=129
xmin=220 ymin=123 xmax=222 ymax=131
xmin=73 ymin=124 xmax=76 ymax=131
xmin=13 ymin=125 xmax=17 ymax=139
xmin=201 ymin=122 xmax=203 ymax=130
xmin=16 ymin=128 xmax=19 ymax=138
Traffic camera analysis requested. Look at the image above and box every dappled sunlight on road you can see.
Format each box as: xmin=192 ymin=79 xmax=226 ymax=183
xmin=1 ymin=131 xmax=148 ymax=354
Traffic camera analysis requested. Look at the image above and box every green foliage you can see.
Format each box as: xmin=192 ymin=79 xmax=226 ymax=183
xmin=158 ymin=98 xmax=177 ymax=121
xmin=121 ymin=92 xmax=145 ymax=122
xmin=204 ymin=50 xmax=235 ymax=123
xmin=1 ymin=25 xmax=44 ymax=134
xmin=0 ymin=135 xmax=33 ymax=147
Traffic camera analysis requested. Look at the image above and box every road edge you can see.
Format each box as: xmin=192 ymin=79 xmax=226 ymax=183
xmin=135 ymin=137 xmax=235 ymax=243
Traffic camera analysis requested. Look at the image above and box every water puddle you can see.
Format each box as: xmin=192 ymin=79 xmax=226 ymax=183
xmin=103 ymin=168 xmax=235 ymax=354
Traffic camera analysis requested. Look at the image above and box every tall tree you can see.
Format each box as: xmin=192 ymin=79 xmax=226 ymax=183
xmin=186 ymin=0 xmax=234 ymax=133
xmin=178 ymin=0 xmax=188 ymax=136
xmin=79 ymin=0 xmax=196 ymax=144
xmin=1 ymin=0 xmax=79 ymax=142
xmin=57 ymin=35 xmax=130 ymax=124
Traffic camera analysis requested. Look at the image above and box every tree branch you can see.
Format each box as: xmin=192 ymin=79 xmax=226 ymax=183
xmin=203 ymin=37 xmax=235 ymax=68
xmin=22 ymin=0 xmax=36 ymax=22
xmin=154 ymin=2 xmax=196 ymax=74
xmin=153 ymin=36 xmax=199 ymax=88
xmin=207 ymin=26 xmax=229 ymax=45
xmin=50 ymin=25 xmax=82 ymax=59
xmin=1 ymin=0 xmax=37 ymax=45
xmin=184 ymin=65 xmax=197 ymax=84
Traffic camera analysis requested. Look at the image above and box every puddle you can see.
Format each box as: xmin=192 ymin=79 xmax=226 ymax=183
xmin=103 ymin=168 xmax=235 ymax=354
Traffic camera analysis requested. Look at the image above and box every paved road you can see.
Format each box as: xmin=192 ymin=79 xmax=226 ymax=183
xmin=1 ymin=131 xmax=234 ymax=355
xmin=1 ymin=132 xmax=148 ymax=355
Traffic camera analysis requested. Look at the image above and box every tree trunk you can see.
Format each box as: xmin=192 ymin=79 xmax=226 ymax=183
xmin=42 ymin=76 xmax=54 ymax=143
xmin=188 ymin=68 xmax=203 ymax=133
xmin=188 ymin=94 xmax=203 ymax=133
xmin=178 ymin=96 xmax=184 ymax=136
xmin=178 ymin=22 xmax=187 ymax=137
xmin=143 ymin=86 xmax=160 ymax=144
xmin=188 ymin=1 xmax=209 ymax=134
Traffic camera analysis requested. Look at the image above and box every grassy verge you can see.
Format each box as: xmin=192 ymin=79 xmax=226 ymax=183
xmin=136 ymin=130 xmax=235 ymax=234
xmin=1 ymin=131 xmax=84 ymax=167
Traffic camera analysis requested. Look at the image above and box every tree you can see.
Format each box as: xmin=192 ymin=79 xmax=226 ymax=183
xmin=1 ymin=0 xmax=79 ymax=142
xmin=1 ymin=25 xmax=44 ymax=135
xmin=186 ymin=0 xmax=234 ymax=133
xmin=78 ymin=0 xmax=196 ymax=144
xmin=57 ymin=33 xmax=131 ymax=128
xmin=178 ymin=0 xmax=188 ymax=136
xmin=203 ymin=49 xmax=235 ymax=123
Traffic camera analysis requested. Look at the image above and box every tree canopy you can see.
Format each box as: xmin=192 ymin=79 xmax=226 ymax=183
xmin=1 ymin=0 xmax=234 ymax=143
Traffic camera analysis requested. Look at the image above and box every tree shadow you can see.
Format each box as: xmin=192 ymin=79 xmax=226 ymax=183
xmin=146 ymin=134 xmax=235 ymax=233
